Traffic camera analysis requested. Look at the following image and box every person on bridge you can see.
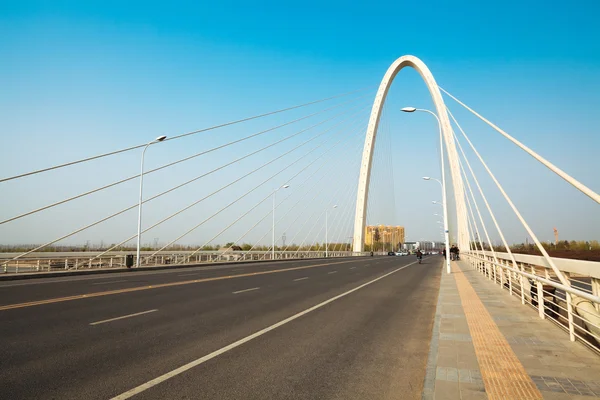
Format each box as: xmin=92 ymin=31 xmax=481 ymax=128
xmin=455 ymin=246 xmax=460 ymax=261
xmin=416 ymin=249 xmax=423 ymax=264
xmin=442 ymin=248 xmax=446 ymax=259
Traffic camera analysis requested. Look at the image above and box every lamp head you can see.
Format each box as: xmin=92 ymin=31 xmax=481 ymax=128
xmin=155 ymin=135 xmax=167 ymax=142
xmin=401 ymin=107 xmax=417 ymax=113
xmin=282 ymin=184 xmax=290 ymax=189
xmin=422 ymin=176 xmax=431 ymax=180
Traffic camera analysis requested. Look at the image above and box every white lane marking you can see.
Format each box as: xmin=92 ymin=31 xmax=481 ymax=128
xmin=90 ymin=309 xmax=158 ymax=326
xmin=232 ymin=287 xmax=260 ymax=294
xmin=350 ymin=267 xmax=357 ymax=270
xmin=91 ymin=280 xmax=129 ymax=285
xmin=328 ymin=271 xmax=337 ymax=274
xmin=110 ymin=260 xmax=419 ymax=400
xmin=293 ymin=277 xmax=309 ymax=281
xmin=177 ymin=272 xmax=203 ymax=277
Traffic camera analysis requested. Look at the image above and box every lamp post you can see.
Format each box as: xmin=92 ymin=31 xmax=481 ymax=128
xmin=402 ymin=106 xmax=452 ymax=273
xmin=136 ymin=135 xmax=167 ymax=268
xmin=325 ymin=205 xmax=338 ymax=257
xmin=272 ymin=184 xmax=290 ymax=260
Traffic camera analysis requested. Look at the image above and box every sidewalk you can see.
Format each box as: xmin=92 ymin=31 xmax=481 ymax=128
xmin=423 ymin=259 xmax=600 ymax=400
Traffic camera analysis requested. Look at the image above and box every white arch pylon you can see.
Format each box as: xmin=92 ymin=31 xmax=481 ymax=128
xmin=352 ymin=55 xmax=470 ymax=252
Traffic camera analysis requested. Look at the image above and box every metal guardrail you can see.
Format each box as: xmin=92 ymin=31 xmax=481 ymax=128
xmin=464 ymin=251 xmax=600 ymax=354
xmin=0 ymin=250 xmax=375 ymax=275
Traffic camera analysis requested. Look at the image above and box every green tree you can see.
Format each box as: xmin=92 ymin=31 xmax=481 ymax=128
xmin=373 ymin=228 xmax=381 ymax=251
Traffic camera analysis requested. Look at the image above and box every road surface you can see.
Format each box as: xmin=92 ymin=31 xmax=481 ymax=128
xmin=0 ymin=255 xmax=442 ymax=399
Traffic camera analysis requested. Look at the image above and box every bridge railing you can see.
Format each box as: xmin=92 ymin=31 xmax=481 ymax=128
xmin=0 ymin=250 xmax=372 ymax=275
xmin=464 ymin=251 xmax=600 ymax=354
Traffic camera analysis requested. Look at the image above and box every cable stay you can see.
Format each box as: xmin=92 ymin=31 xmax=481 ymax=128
xmin=242 ymin=125 xmax=367 ymax=256
xmin=440 ymin=87 xmax=600 ymax=204
xmin=0 ymin=87 xmax=373 ymax=183
xmin=0 ymin=93 xmax=371 ymax=226
xmin=183 ymin=114 xmax=370 ymax=257
xmin=88 ymin=104 xmax=372 ymax=263
xmin=446 ymin=107 xmax=570 ymax=287
xmin=1 ymin=101 xmax=371 ymax=266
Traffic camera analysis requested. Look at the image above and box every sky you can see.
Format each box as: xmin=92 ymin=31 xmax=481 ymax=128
xmin=1 ymin=0 xmax=599 ymax=249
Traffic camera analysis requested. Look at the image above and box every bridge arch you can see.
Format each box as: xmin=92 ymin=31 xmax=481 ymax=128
xmin=352 ymin=55 xmax=469 ymax=252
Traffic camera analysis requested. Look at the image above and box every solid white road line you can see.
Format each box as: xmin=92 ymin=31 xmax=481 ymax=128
xmin=350 ymin=267 xmax=356 ymax=270
xmin=90 ymin=309 xmax=158 ymax=326
xmin=110 ymin=260 xmax=419 ymax=400
xmin=232 ymin=287 xmax=260 ymax=294
xmin=293 ymin=277 xmax=309 ymax=281
xmin=328 ymin=271 xmax=337 ymax=274
xmin=91 ymin=280 xmax=129 ymax=285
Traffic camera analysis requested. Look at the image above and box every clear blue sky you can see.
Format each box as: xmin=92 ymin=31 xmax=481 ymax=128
xmin=1 ymin=0 xmax=599 ymax=248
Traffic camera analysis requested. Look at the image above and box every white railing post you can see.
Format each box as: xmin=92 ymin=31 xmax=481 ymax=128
xmin=563 ymin=272 xmax=575 ymax=342
xmin=507 ymin=260 xmax=513 ymax=296
xmin=519 ymin=262 xmax=525 ymax=305
xmin=16 ymin=260 xmax=19 ymax=274
xmin=36 ymin=259 xmax=40 ymax=272
xmin=532 ymin=265 xmax=545 ymax=319
xmin=110 ymin=257 xmax=113 ymax=268
xmin=75 ymin=259 xmax=78 ymax=270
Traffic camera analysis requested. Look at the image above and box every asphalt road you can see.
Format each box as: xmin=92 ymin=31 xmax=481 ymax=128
xmin=0 ymin=255 xmax=442 ymax=400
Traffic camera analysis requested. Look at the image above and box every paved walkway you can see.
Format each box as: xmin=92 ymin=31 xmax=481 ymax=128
xmin=423 ymin=259 xmax=600 ymax=400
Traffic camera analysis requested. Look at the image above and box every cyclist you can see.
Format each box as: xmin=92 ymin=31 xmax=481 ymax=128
xmin=416 ymin=249 xmax=423 ymax=264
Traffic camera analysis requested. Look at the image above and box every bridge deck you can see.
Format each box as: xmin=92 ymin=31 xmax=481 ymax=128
xmin=424 ymin=260 xmax=600 ymax=400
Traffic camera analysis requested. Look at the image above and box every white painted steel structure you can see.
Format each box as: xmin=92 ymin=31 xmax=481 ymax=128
xmin=353 ymin=55 xmax=469 ymax=253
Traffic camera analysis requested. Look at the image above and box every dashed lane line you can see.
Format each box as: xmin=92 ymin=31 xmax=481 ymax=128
xmin=232 ymin=287 xmax=260 ymax=294
xmin=90 ymin=309 xmax=158 ymax=326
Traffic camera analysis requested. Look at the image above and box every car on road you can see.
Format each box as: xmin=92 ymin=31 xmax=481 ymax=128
xmin=387 ymin=251 xmax=395 ymax=256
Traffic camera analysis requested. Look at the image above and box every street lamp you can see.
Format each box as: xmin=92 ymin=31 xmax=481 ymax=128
xmin=325 ymin=205 xmax=338 ymax=258
xmin=272 ymin=184 xmax=290 ymax=260
xmin=402 ymin=106 xmax=451 ymax=274
xmin=137 ymin=135 xmax=167 ymax=268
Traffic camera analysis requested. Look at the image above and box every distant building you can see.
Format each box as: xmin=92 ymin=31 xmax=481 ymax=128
xmin=364 ymin=225 xmax=405 ymax=249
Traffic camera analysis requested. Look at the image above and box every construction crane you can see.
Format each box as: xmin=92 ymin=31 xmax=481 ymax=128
xmin=553 ymin=227 xmax=559 ymax=245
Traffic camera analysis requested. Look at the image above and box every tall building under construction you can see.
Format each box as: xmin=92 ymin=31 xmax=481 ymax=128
xmin=364 ymin=225 xmax=405 ymax=248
